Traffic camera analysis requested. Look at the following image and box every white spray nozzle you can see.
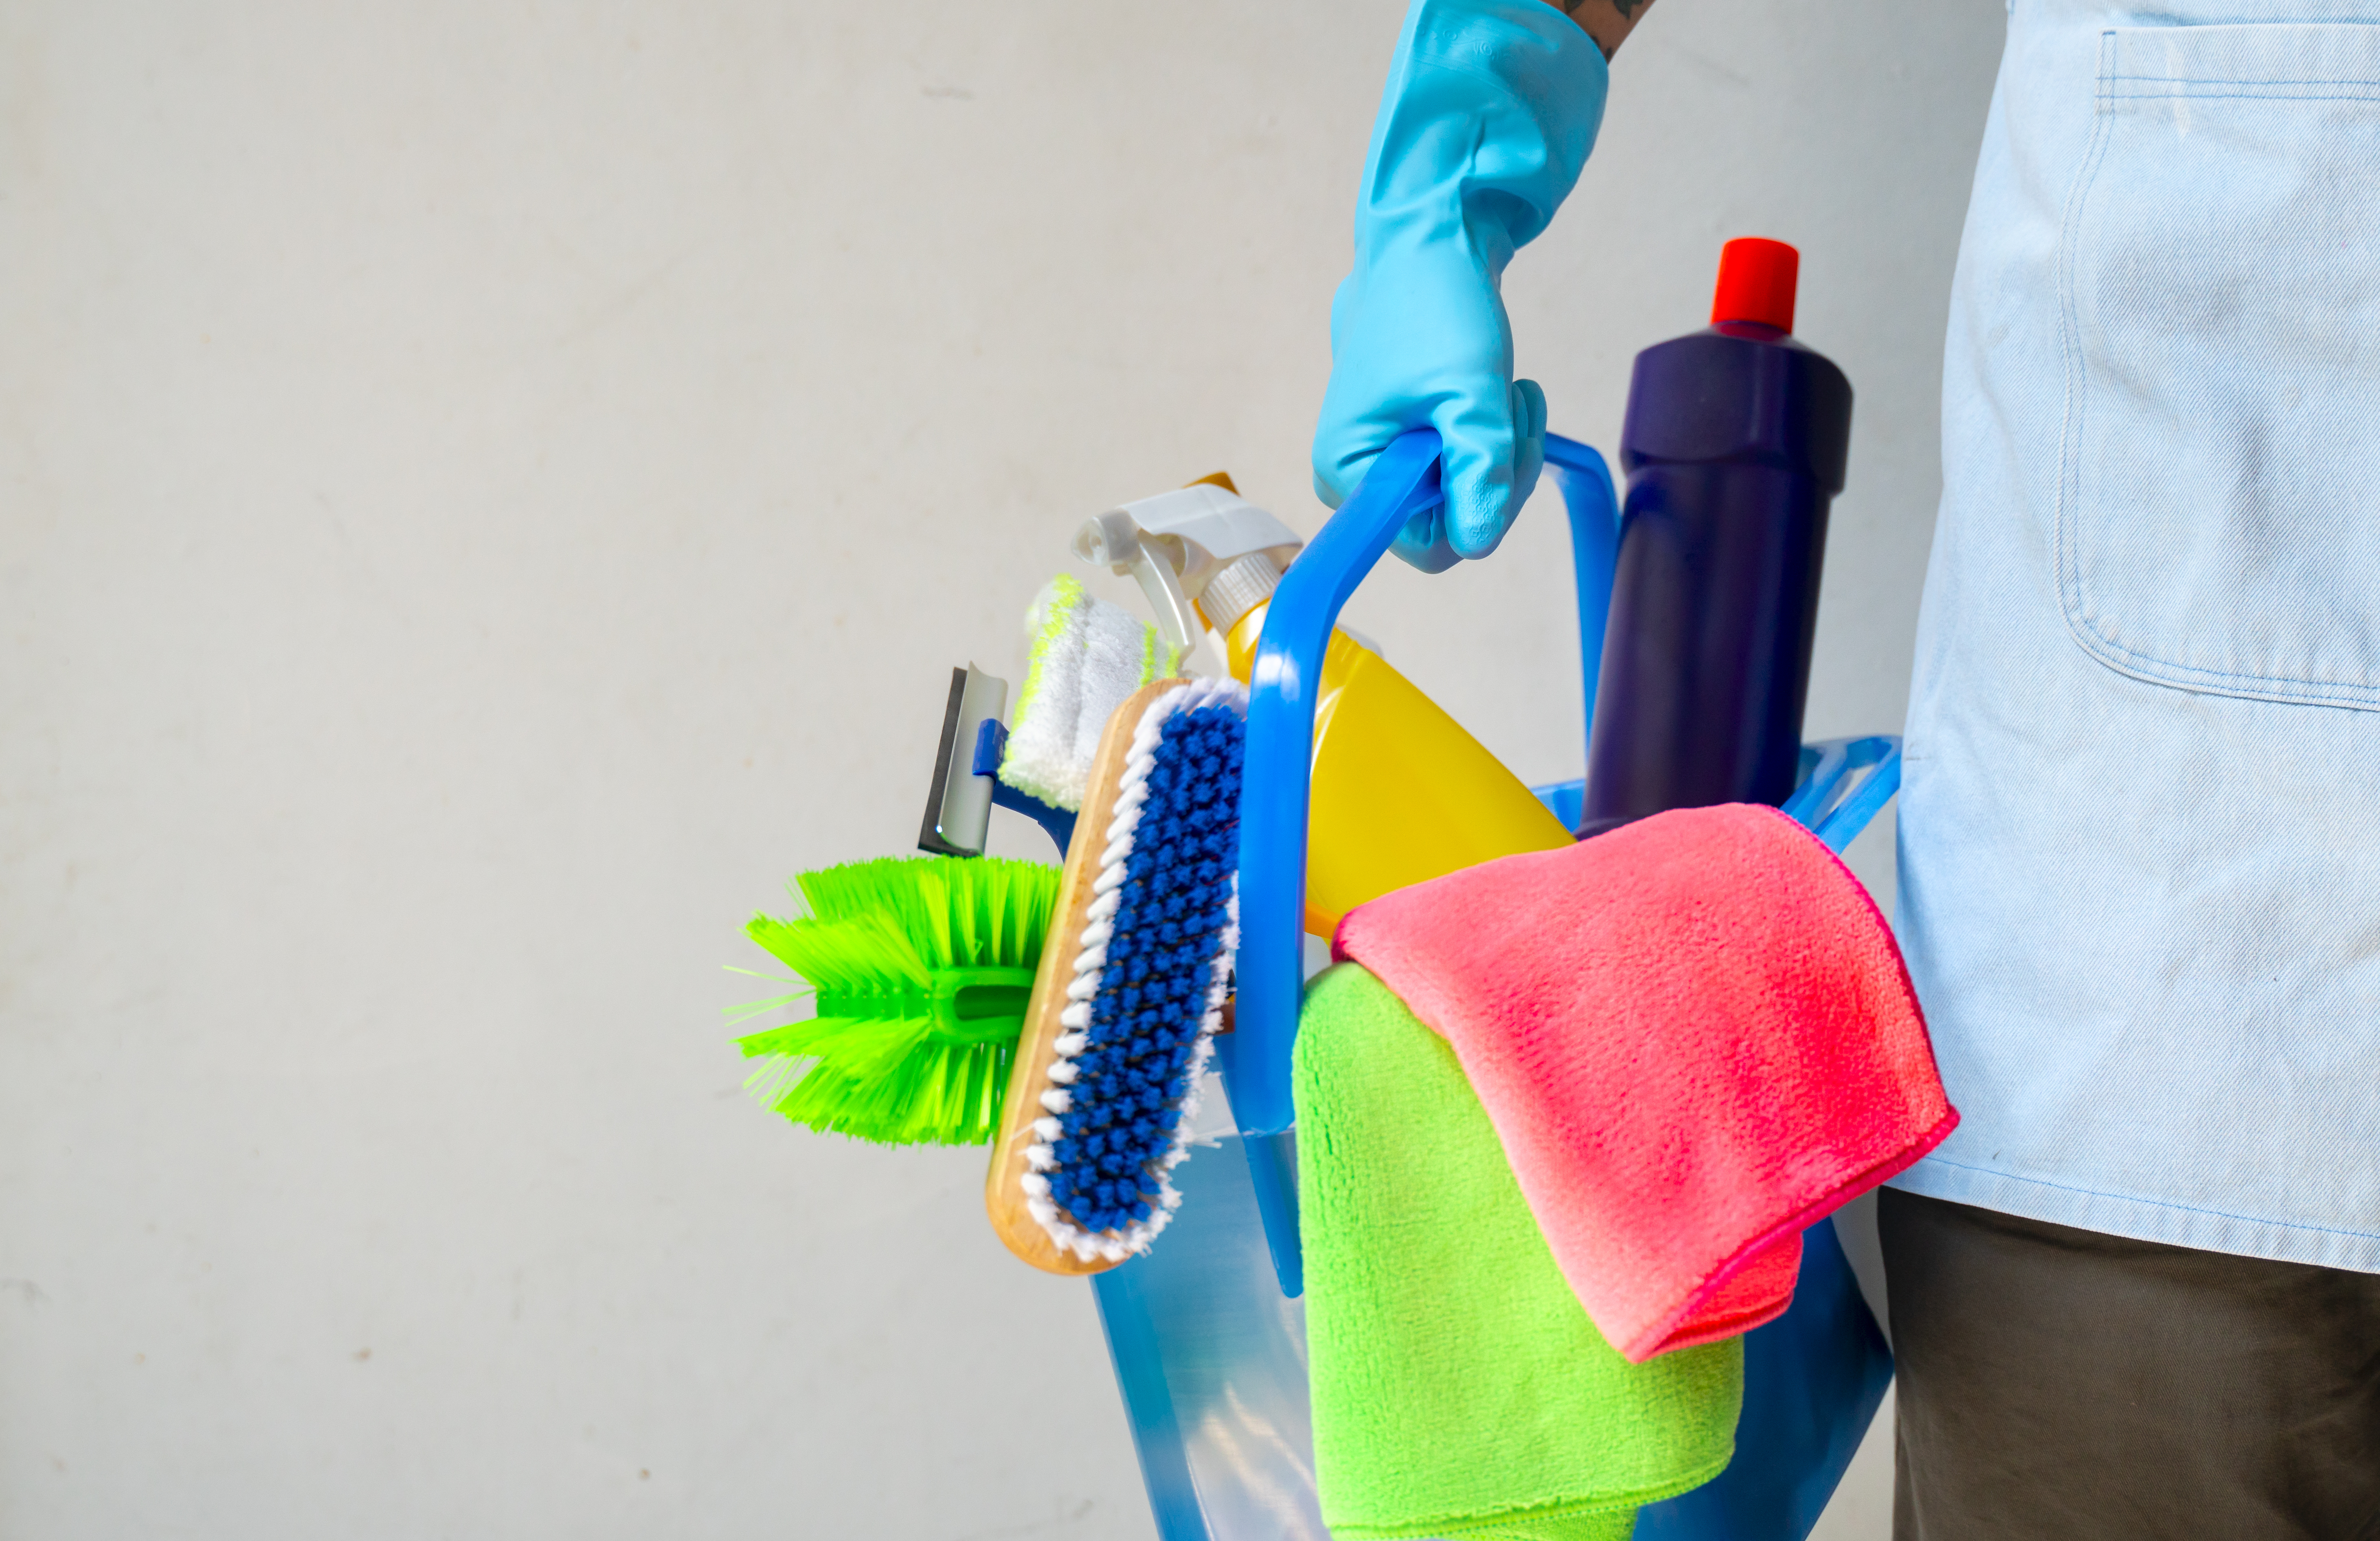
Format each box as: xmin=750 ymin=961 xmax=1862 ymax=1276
xmin=1073 ymin=485 xmax=1305 ymax=650
xmin=1076 ymin=510 xmax=1201 ymax=654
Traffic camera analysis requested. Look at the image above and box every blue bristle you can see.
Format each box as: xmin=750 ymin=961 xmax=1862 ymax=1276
xmin=1047 ymin=704 xmax=1243 ymax=1235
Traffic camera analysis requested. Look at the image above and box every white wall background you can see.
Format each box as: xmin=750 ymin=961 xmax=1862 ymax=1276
xmin=0 ymin=2 xmax=2003 ymax=1535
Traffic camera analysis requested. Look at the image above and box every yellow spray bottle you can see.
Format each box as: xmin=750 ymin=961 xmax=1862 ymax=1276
xmin=1075 ymin=479 xmax=1572 ymax=936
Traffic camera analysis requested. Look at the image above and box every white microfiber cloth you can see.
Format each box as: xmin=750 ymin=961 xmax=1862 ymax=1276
xmin=1000 ymin=575 xmax=1181 ymax=812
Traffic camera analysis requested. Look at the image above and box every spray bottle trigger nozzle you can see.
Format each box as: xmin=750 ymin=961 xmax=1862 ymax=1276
xmin=1073 ymin=511 xmax=1202 ymax=653
xmin=1075 ymin=485 xmax=1306 ymax=648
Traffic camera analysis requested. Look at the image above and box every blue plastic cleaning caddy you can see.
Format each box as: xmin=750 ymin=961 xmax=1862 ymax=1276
xmin=1018 ymin=430 xmax=1900 ymax=1541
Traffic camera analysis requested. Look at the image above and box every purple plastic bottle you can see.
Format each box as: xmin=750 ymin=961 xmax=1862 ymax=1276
xmin=1579 ymin=238 xmax=1854 ymax=837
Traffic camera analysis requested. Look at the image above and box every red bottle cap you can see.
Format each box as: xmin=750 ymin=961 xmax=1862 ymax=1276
xmin=1710 ymin=237 xmax=1799 ymax=334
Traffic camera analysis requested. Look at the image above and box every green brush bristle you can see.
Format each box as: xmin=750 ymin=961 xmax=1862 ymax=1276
xmin=734 ymin=855 xmax=1061 ymax=1147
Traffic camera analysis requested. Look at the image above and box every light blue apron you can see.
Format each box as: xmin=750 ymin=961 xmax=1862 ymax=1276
xmin=1894 ymin=0 xmax=2380 ymax=1268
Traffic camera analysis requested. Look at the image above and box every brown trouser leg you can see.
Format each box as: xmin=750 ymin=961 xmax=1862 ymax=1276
xmin=1879 ymin=1187 xmax=2380 ymax=1541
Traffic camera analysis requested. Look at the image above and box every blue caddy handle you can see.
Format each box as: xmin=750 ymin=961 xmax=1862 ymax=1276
xmin=1219 ymin=430 xmax=1622 ymax=1297
xmin=1227 ymin=429 xmax=1621 ymax=1140
xmin=1227 ymin=430 xmax=1443 ymax=1143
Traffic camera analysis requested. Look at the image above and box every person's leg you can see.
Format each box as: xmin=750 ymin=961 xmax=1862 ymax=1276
xmin=1879 ymin=1186 xmax=2380 ymax=1541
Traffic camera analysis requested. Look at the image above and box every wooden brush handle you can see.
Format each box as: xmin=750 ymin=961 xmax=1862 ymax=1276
xmin=984 ymin=679 xmax=1190 ymax=1277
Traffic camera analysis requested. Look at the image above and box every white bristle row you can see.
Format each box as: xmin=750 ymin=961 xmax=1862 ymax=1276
xmin=1028 ymin=675 xmax=1247 ymax=1264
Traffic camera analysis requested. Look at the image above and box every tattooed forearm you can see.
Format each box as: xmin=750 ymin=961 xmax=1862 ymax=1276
xmin=1554 ymin=0 xmax=1655 ymax=58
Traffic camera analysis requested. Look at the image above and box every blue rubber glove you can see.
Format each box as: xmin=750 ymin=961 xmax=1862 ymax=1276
xmin=1313 ymin=0 xmax=1607 ymax=572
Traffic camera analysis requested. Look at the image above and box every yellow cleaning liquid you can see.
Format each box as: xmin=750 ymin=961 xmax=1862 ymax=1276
xmin=1218 ymin=601 xmax=1574 ymax=936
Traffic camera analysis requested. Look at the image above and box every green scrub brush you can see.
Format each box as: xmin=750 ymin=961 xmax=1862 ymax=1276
xmin=735 ymin=854 xmax=1061 ymax=1146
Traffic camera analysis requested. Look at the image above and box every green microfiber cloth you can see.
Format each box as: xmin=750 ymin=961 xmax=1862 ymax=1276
xmin=1295 ymin=963 xmax=1742 ymax=1541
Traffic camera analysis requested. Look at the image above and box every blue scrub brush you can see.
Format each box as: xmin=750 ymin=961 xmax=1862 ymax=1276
xmin=985 ymin=674 xmax=1247 ymax=1274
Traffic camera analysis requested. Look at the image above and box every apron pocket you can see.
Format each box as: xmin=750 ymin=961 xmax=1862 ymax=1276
xmin=2059 ymin=24 xmax=2380 ymax=708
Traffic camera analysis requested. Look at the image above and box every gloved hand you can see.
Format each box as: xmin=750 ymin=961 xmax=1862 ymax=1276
xmin=1313 ymin=0 xmax=1607 ymax=572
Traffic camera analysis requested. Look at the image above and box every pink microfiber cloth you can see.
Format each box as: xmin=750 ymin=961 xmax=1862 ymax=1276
xmin=1332 ymin=802 xmax=1956 ymax=1364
